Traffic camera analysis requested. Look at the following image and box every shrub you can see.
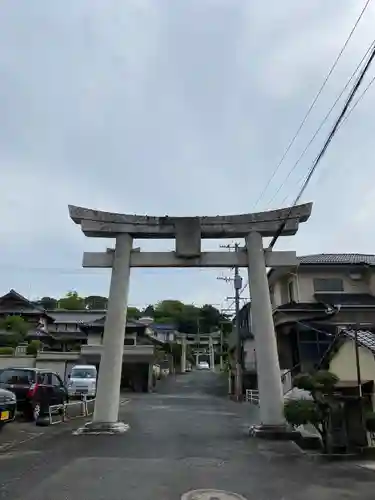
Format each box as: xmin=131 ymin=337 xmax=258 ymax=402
xmin=284 ymin=370 xmax=339 ymax=453
xmin=0 ymin=346 xmax=15 ymax=355
xmin=26 ymin=340 xmax=41 ymax=356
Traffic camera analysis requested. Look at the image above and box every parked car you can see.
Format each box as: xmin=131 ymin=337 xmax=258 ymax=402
xmin=0 ymin=368 xmax=68 ymax=421
xmin=198 ymin=361 xmax=210 ymax=370
xmin=0 ymin=387 xmax=17 ymax=431
xmin=67 ymin=364 xmax=97 ymax=399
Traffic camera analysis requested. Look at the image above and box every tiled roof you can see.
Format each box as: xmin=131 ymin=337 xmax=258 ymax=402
xmin=340 ymin=328 xmax=375 ymax=354
xmin=46 ymin=310 xmax=106 ymax=324
xmin=0 ymin=289 xmax=46 ymax=314
xmin=298 ymin=254 xmax=375 ymax=266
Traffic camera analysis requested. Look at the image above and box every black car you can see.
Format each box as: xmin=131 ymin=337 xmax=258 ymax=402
xmin=0 ymin=368 xmax=68 ymax=421
xmin=0 ymin=387 xmax=17 ymax=431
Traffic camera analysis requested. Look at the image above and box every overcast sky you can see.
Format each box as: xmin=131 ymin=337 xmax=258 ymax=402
xmin=0 ymin=1 xmax=374 ymax=310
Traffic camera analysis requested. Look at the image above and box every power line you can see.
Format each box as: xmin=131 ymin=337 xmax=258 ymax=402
xmin=338 ymin=73 xmax=375 ymax=127
xmin=266 ymin=39 xmax=375 ymax=208
xmin=280 ymin=71 xmax=375 ymax=208
xmin=253 ymin=0 xmax=373 ymax=210
xmin=268 ymin=41 xmax=375 ymax=250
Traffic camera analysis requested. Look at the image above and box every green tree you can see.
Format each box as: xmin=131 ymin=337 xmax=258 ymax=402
xmin=0 ymin=315 xmax=30 ymax=347
xmin=284 ymin=370 xmax=340 ymax=453
xmin=199 ymin=304 xmax=222 ymax=332
xmin=142 ymin=305 xmax=155 ymax=317
xmin=26 ymin=340 xmax=41 ymax=356
xmin=127 ymin=307 xmax=141 ymax=319
xmin=85 ymin=295 xmax=108 ymax=310
xmin=35 ymin=296 xmax=58 ymax=310
xmin=154 ymin=300 xmax=185 ymax=324
xmin=58 ymin=291 xmax=85 ymax=310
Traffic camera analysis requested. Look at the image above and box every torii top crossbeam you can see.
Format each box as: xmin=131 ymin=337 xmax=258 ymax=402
xmin=68 ymin=203 xmax=312 ymax=239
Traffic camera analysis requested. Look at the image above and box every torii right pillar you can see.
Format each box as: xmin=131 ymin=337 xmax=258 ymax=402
xmin=246 ymin=231 xmax=298 ymax=439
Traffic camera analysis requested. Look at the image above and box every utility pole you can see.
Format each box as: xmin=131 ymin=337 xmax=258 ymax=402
xmin=218 ymin=242 xmax=243 ymax=400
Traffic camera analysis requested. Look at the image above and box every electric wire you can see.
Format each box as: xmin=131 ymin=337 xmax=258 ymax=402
xmin=253 ymin=0 xmax=373 ymax=211
xmin=268 ymin=42 xmax=375 ymax=250
xmin=280 ymin=71 xmax=375 ymax=208
xmin=224 ymin=36 xmax=375 ymax=308
xmin=266 ymin=39 xmax=375 ymax=208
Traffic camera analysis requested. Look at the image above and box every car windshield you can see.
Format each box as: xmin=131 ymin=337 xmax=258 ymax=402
xmin=0 ymin=369 xmax=35 ymax=384
xmin=71 ymin=369 xmax=96 ymax=379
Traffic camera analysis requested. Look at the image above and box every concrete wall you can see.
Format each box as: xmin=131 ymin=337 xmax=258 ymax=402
xmin=329 ymin=340 xmax=375 ymax=384
xmin=0 ymin=356 xmax=34 ymax=370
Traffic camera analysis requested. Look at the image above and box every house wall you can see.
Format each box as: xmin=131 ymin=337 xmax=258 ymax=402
xmin=243 ymin=339 xmax=256 ymax=371
xmin=329 ymin=340 xmax=375 ymax=384
xmin=368 ymin=273 xmax=375 ymax=296
xmin=271 ymin=268 xmax=374 ymax=306
xmin=0 ymin=352 xmax=80 ymax=381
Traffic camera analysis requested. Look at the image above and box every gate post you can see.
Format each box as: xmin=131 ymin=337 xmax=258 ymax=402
xmin=246 ymin=231 xmax=292 ymax=438
xmin=81 ymin=233 xmax=132 ymax=434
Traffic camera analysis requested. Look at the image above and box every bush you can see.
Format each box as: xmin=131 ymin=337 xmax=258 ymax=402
xmin=0 ymin=347 xmax=15 ymax=355
xmin=26 ymin=340 xmax=41 ymax=356
xmin=285 ymin=370 xmax=340 ymax=453
xmin=284 ymin=399 xmax=321 ymax=428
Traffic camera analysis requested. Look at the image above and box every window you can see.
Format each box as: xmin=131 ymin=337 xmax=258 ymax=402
xmin=313 ymin=278 xmax=344 ymax=292
xmin=70 ymin=368 xmax=96 ymax=379
xmin=51 ymin=373 xmax=63 ymax=386
xmin=124 ymin=338 xmax=135 ymax=346
xmin=0 ymin=369 xmax=36 ymax=384
xmin=38 ymin=372 xmax=51 ymax=385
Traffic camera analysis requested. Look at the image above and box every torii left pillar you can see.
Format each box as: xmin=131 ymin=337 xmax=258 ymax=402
xmin=79 ymin=233 xmax=133 ymax=434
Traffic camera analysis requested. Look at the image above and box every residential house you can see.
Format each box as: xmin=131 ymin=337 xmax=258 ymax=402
xmin=230 ymin=254 xmax=375 ymax=396
xmin=228 ymin=302 xmax=257 ymax=394
xmin=322 ymin=328 xmax=375 ymax=400
xmin=148 ymin=323 xmax=178 ymax=343
xmin=79 ymin=316 xmax=168 ymax=392
xmin=268 ymin=253 xmax=375 ymax=376
xmin=0 ymin=289 xmax=52 ymax=345
xmin=0 ymin=290 xmax=173 ymax=391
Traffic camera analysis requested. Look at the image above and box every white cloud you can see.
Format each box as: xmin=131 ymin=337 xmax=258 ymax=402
xmin=0 ymin=0 xmax=374 ymax=306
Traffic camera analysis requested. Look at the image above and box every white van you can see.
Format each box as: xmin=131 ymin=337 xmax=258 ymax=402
xmin=67 ymin=365 xmax=97 ymax=399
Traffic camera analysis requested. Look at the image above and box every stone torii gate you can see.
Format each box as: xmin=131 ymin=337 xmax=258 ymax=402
xmin=69 ymin=202 xmax=312 ymax=436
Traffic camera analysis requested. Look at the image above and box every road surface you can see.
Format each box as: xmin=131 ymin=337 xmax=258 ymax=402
xmin=0 ymin=370 xmax=374 ymax=499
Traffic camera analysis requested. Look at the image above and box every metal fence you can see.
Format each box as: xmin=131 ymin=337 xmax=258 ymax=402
xmin=245 ymin=389 xmax=259 ymax=405
xmin=48 ymin=396 xmax=96 ymax=425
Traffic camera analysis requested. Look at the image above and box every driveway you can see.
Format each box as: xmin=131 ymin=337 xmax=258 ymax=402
xmin=0 ymin=371 xmax=374 ymax=499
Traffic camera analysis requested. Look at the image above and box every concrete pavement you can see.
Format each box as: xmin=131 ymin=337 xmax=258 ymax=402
xmin=0 ymin=370 xmax=375 ymax=499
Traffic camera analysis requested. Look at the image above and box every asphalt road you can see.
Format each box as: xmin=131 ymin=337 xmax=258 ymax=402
xmin=0 ymin=370 xmax=375 ymax=499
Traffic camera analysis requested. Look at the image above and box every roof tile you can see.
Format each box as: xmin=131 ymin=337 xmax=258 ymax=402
xmin=298 ymin=254 xmax=375 ymax=266
xmin=341 ymin=329 xmax=375 ymax=354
